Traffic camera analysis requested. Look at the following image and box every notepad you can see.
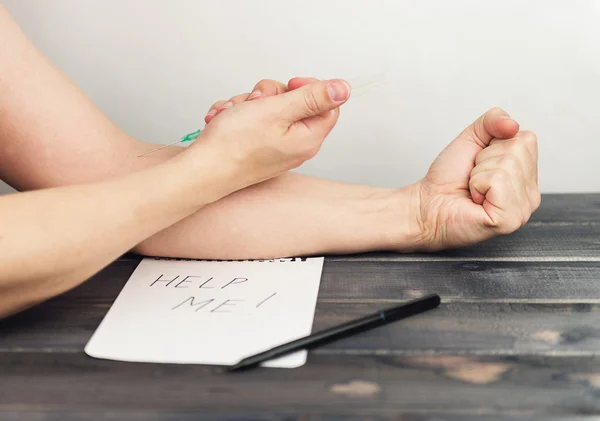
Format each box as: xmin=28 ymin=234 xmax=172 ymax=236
xmin=85 ymin=257 xmax=324 ymax=368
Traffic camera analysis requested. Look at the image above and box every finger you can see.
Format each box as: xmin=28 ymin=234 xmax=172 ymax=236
xmin=427 ymin=107 xmax=521 ymax=187
xmin=248 ymin=79 xmax=289 ymax=101
xmin=298 ymin=107 xmax=340 ymax=143
xmin=457 ymin=107 xmax=520 ymax=149
xmin=474 ymin=143 xmax=505 ymax=166
xmin=517 ymin=131 xmax=541 ymax=208
xmin=470 ymin=155 xmax=532 ymax=214
xmin=230 ymin=93 xmax=251 ymax=105
xmin=489 ymin=130 xmax=538 ymax=161
xmin=514 ymin=130 xmax=538 ymax=184
xmin=469 ymin=169 xmax=529 ymax=235
xmin=477 ymin=131 xmax=539 ymax=187
xmin=288 ymin=77 xmax=319 ymax=90
xmin=509 ymin=131 xmax=540 ymax=208
xmin=288 ymin=77 xmax=336 ymax=122
xmin=274 ymin=78 xmax=350 ymax=127
xmin=205 ymin=100 xmax=228 ymax=123
xmin=213 ymin=93 xmax=250 ymax=117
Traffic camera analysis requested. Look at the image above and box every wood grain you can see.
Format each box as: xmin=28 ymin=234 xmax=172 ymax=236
xmin=528 ymin=193 xmax=600 ymax=223
xmin=43 ymin=259 xmax=600 ymax=303
xmin=318 ymin=261 xmax=600 ymax=301
xmin=1 ymin=353 xmax=600 ymax=416
xmin=328 ymin=223 xmax=600 ymax=261
xmin=3 ymin=301 xmax=600 ymax=356
xmin=1 ymin=193 xmax=599 ymax=419
xmin=0 ymin=413 xmax=596 ymax=421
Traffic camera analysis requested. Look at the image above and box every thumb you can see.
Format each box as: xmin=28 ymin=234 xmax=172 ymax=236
xmin=424 ymin=107 xmax=520 ymax=186
xmin=275 ymin=79 xmax=351 ymax=123
xmin=287 ymin=76 xmax=319 ymax=91
xmin=456 ymin=107 xmax=520 ymax=148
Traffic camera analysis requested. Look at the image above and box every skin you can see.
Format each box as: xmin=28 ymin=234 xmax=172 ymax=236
xmin=204 ymin=77 xmax=541 ymax=251
xmin=0 ymin=6 xmax=540 ymax=318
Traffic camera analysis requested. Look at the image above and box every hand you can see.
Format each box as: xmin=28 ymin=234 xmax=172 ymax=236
xmin=412 ymin=107 xmax=540 ymax=251
xmin=203 ymin=77 xmax=319 ymax=124
xmin=185 ymin=77 xmax=347 ymax=191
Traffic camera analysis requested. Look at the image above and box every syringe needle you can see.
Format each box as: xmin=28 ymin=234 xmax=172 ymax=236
xmin=137 ymin=140 xmax=182 ymax=157
xmin=137 ymin=129 xmax=202 ymax=158
xmin=136 ymin=74 xmax=388 ymax=159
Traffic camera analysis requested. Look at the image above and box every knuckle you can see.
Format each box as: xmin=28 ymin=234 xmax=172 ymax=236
xmin=256 ymin=79 xmax=285 ymax=94
xmin=500 ymin=155 xmax=521 ymax=173
xmin=469 ymin=166 xmax=478 ymax=179
xmin=468 ymin=172 xmax=481 ymax=187
xmin=231 ymin=94 xmax=249 ymax=104
xmin=489 ymin=106 xmax=505 ymax=115
xmin=499 ymin=215 xmax=523 ymax=234
xmin=519 ymin=130 xmax=537 ymax=140
xmin=490 ymin=169 xmax=510 ymax=186
xmin=507 ymin=139 xmax=528 ymax=156
xmin=518 ymin=130 xmax=537 ymax=142
xmin=256 ymin=79 xmax=272 ymax=89
xmin=302 ymin=90 xmax=322 ymax=114
xmin=531 ymin=190 xmax=542 ymax=210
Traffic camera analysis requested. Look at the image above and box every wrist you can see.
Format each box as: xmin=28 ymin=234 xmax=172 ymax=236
xmin=373 ymin=183 xmax=425 ymax=253
xmin=168 ymin=141 xmax=242 ymax=206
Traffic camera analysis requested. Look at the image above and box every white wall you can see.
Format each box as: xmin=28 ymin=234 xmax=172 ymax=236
xmin=2 ymin=0 xmax=599 ymax=194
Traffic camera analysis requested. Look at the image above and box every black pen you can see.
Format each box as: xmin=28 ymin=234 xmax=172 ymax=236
xmin=228 ymin=293 xmax=441 ymax=372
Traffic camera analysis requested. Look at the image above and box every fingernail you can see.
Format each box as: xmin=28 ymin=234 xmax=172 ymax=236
xmin=327 ymin=79 xmax=350 ymax=102
xmin=206 ymin=109 xmax=217 ymax=117
xmin=219 ymin=101 xmax=233 ymax=110
xmin=248 ymin=90 xmax=262 ymax=100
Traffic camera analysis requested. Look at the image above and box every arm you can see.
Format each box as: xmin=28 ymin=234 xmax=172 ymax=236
xmin=0 ymin=5 xmax=419 ymax=260
xmin=1 ymin=4 xmax=363 ymax=317
xmin=0 ymin=6 xmax=539 ymax=264
xmin=135 ymin=172 xmax=420 ymax=259
xmin=0 ymin=147 xmax=233 ymax=318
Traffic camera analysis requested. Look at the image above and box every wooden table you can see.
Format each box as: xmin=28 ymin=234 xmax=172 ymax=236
xmin=2 ymin=193 xmax=600 ymax=420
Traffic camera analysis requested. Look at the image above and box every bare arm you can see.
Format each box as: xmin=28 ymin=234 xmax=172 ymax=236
xmin=0 ymin=5 xmax=420 ymax=261
xmin=0 ymin=5 xmax=539 ymax=266
xmin=0 ymin=148 xmax=234 ymax=318
xmin=2 ymin=2 xmax=377 ymax=318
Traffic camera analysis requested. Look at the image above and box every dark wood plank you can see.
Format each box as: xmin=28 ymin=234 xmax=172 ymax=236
xmin=50 ymin=259 xmax=600 ymax=303
xmin=3 ymin=301 xmax=600 ymax=356
xmin=1 ymin=353 xmax=600 ymax=416
xmin=0 ymin=412 xmax=594 ymax=421
xmin=529 ymin=193 xmax=600 ymax=223
xmin=1 ymin=194 xmax=598 ymax=419
xmin=330 ymin=223 xmax=600 ymax=261
xmin=315 ymin=302 xmax=600 ymax=355
xmin=318 ymin=261 xmax=600 ymax=301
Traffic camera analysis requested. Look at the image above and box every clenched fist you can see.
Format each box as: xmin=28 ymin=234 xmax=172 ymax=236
xmin=200 ymin=78 xmax=540 ymax=252
xmin=413 ymin=107 xmax=540 ymax=251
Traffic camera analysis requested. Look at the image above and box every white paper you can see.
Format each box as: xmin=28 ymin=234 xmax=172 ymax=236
xmin=85 ymin=257 xmax=324 ymax=368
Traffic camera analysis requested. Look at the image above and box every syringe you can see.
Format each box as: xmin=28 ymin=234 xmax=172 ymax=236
xmin=138 ymin=72 xmax=389 ymax=158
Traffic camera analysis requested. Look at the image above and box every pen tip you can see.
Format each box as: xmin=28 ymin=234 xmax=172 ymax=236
xmin=227 ymin=362 xmax=244 ymax=372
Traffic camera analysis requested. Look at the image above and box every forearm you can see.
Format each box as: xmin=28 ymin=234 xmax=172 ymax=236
xmin=0 ymin=149 xmax=229 ymax=318
xmin=134 ymin=170 xmax=422 ymax=259
xmin=0 ymin=5 xmax=146 ymax=189
xmin=0 ymin=5 xmax=422 ymax=261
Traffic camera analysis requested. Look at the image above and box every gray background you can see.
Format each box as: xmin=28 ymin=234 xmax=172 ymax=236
xmin=2 ymin=0 xmax=599 ymax=194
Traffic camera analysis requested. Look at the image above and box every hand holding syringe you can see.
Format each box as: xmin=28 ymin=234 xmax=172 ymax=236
xmin=138 ymin=72 xmax=390 ymax=157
